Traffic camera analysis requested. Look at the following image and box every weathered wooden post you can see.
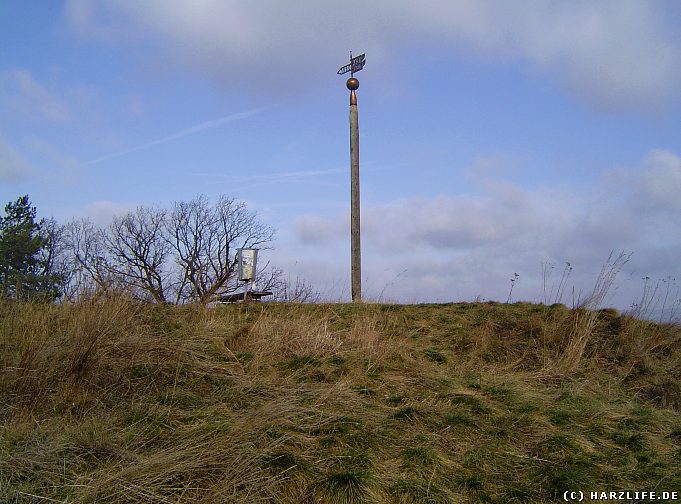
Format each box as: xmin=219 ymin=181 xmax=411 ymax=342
xmin=338 ymin=52 xmax=366 ymax=302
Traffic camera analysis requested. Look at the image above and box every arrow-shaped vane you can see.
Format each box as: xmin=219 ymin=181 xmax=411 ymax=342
xmin=337 ymin=53 xmax=366 ymax=75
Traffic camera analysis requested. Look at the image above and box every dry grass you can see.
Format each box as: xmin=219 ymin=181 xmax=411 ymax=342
xmin=1 ymin=296 xmax=680 ymax=502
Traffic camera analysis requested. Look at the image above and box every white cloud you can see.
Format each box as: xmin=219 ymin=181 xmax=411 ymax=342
xmin=371 ymin=189 xmax=550 ymax=251
xmin=626 ymin=150 xmax=681 ymax=211
xmin=296 ymin=213 xmax=347 ymax=246
xmin=0 ymin=69 xmax=71 ymax=123
xmin=290 ymin=150 xmax=681 ymax=307
xmin=63 ymin=0 xmax=125 ymax=42
xmin=433 ymin=1 xmax=681 ymax=112
xmin=0 ymin=139 xmax=30 ymax=182
xmin=65 ymin=0 xmax=681 ymax=112
xmin=298 ymin=181 xmax=572 ymax=253
xmin=83 ymin=200 xmax=133 ymax=226
xmin=126 ymin=95 xmax=147 ymax=118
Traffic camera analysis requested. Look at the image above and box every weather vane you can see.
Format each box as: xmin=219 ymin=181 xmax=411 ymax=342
xmin=337 ymin=52 xmax=366 ymax=78
xmin=337 ymin=52 xmax=366 ymax=302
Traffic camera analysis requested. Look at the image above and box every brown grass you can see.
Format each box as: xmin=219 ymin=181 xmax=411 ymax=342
xmin=1 ymin=296 xmax=680 ymax=502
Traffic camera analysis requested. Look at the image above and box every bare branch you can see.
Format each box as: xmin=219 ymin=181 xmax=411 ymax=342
xmin=106 ymin=206 xmax=170 ymax=303
xmin=63 ymin=218 xmax=115 ymax=297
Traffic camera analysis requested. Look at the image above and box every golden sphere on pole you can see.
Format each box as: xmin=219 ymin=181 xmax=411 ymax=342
xmin=346 ymin=77 xmax=359 ymax=91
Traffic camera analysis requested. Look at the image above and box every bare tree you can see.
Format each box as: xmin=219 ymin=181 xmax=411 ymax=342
xmin=106 ymin=206 xmax=170 ymax=303
xmin=63 ymin=218 xmax=114 ymax=298
xmin=167 ymin=195 xmax=274 ymax=304
xmin=267 ymin=267 xmax=321 ymax=303
xmin=61 ymin=196 xmax=277 ymax=305
xmin=38 ymin=218 xmax=74 ymax=301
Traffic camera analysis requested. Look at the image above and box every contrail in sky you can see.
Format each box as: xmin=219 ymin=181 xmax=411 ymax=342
xmin=85 ymin=106 xmax=269 ymax=165
xmin=192 ymin=168 xmax=345 ymax=182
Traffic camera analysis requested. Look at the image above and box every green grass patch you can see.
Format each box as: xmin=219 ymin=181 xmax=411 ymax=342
xmin=444 ymin=393 xmax=492 ymax=414
xmin=441 ymin=409 xmax=476 ymax=428
xmin=350 ymin=384 xmax=376 ymax=396
xmin=611 ymin=429 xmax=645 ymax=450
xmin=392 ymin=405 xmax=424 ymax=422
xmin=313 ymin=470 xmax=370 ymax=502
xmin=400 ymin=446 xmax=437 ymax=469
xmin=278 ymin=355 xmax=320 ymax=371
xmin=263 ymin=450 xmax=300 ymax=473
xmin=389 ymin=478 xmax=451 ymax=503
xmin=423 ymin=348 xmax=447 ymax=363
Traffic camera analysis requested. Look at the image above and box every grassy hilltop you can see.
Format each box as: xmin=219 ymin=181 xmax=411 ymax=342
xmin=1 ymin=297 xmax=681 ymax=503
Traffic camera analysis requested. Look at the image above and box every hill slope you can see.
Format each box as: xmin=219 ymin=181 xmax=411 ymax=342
xmin=1 ymin=298 xmax=680 ymax=503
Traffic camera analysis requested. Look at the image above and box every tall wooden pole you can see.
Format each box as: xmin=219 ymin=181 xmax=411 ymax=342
xmin=347 ymin=77 xmax=361 ymax=302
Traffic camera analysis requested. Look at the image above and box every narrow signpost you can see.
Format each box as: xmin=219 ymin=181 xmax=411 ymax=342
xmin=337 ymin=52 xmax=366 ymax=302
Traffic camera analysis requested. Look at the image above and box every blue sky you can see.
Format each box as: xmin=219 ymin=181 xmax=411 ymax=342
xmin=2 ymin=1 xmax=681 ymax=311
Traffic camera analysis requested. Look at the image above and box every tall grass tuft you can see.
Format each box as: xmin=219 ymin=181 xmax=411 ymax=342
xmin=552 ymin=251 xmax=632 ymax=374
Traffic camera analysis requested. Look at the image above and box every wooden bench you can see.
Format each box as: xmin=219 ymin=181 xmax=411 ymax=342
xmin=217 ymin=290 xmax=273 ymax=303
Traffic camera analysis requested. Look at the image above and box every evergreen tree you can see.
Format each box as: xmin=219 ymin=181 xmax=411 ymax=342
xmin=0 ymin=195 xmax=64 ymax=301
